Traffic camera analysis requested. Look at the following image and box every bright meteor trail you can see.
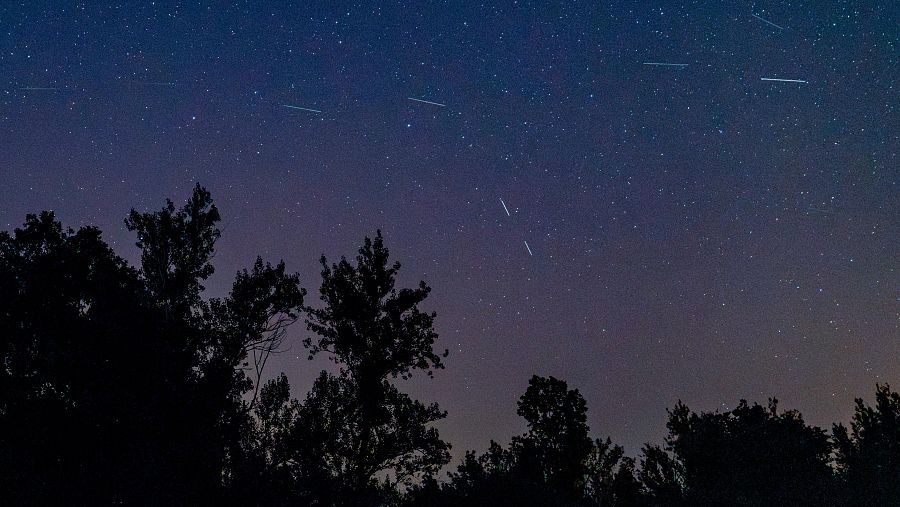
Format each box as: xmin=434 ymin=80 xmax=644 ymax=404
xmin=407 ymin=97 xmax=447 ymax=107
xmin=281 ymin=104 xmax=323 ymax=113
xmin=643 ymin=62 xmax=688 ymax=67
xmin=524 ymin=241 xmax=533 ymax=256
xmin=760 ymin=77 xmax=808 ymax=83
xmin=500 ymin=198 xmax=510 ymax=216
xmin=751 ymin=13 xmax=785 ymax=30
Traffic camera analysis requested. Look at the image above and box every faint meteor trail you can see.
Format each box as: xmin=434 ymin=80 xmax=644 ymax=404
xmin=751 ymin=13 xmax=785 ymax=30
xmin=407 ymin=97 xmax=446 ymax=107
xmin=500 ymin=198 xmax=510 ymax=216
xmin=524 ymin=241 xmax=533 ymax=256
xmin=281 ymin=104 xmax=322 ymax=113
xmin=20 ymin=87 xmax=58 ymax=90
xmin=643 ymin=62 xmax=688 ymax=67
xmin=760 ymin=77 xmax=808 ymax=84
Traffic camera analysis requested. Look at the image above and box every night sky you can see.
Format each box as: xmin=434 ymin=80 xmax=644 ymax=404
xmin=1 ymin=2 xmax=896 ymax=459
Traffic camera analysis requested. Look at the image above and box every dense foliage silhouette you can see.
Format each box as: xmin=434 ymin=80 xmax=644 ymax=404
xmin=406 ymin=375 xmax=640 ymax=507
xmin=0 ymin=186 xmax=897 ymax=506
xmin=832 ymin=384 xmax=900 ymax=505
xmin=652 ymin=399 xmax=834 ymax=506
xmin=300 ymin=232 xmax=451 ymax=500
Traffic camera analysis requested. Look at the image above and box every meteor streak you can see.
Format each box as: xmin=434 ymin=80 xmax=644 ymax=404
xmin=407 ymin=97 xmax=446 ymax=107
xmin=751 ymin=13 xmax=785 ymax=30
xmin=281 ymin=104 xmax=323 ymax=113
xmin=760 ymin=77 xmax=808 ymax=83
xmin=500 ymin=198 xmax=510 ymax=216
xmin=19 ymin=87 xmax=58 ymax=91
xmin=643 ymin=62 xmax=688 ymax=67
xmin=524 ymin=241 xmax=533 ymax=256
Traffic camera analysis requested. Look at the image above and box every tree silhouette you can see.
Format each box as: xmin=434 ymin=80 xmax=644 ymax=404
xmin=585 ymin=437 xmax=642 ymax=507
xmin=300 ymin=231 xmax=451 ymax=502
xmin=125 ymin=184 xmax=221 ymax=320
xmin=126 ymin=184 xmax=306 ymax=501
xmin=833 ymin=384 xmax=900 ymax=506
xmin=0 ymin=186 xmax=305 ymax=504
xmin=650 ymin=398 xmax=835 ymax=506
xmin=638 ymin=444 xmax=684 ymax=505
xmin=206 ymin=258 xmax=306 ymax=504
xmin=225 ymin=373 xmax=306 ymax=506
xmin=0 ymin=210 xmax=193 ymax=503
xmin=3 ymin=185 xmax=899 ymax=505
xmin=408 ymin=375 xmax=639 ymax=507
xmin=514 ymin=375 xmax=595 ymax=498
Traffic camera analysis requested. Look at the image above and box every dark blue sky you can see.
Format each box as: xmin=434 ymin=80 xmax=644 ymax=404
xmin=1 ymin=1 xmax=896 ymax=458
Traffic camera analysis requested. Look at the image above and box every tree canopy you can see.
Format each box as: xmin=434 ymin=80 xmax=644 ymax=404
xmin=298 ymin=232 xmax=451 ymax=503
xmin=1 ymin=186 xmax=897 ymax=506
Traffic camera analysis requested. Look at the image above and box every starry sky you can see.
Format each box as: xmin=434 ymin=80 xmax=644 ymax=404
xmin=1 ymin=1 xmax=897 ymax=459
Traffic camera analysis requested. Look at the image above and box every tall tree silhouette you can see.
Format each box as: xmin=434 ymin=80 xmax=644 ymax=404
xmin=300 ymin=231 xmax=450 ymax=503
xmin=833 ymin=384 xmax=900 ymax=505
xmin=125 ymin=184 xmax=306 ymax=500
xmin=514 ymin=375 xmax=595 ymax=498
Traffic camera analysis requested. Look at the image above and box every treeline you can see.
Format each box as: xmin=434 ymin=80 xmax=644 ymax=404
xmin=0 ymin=186 xmax=896 ymax=506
